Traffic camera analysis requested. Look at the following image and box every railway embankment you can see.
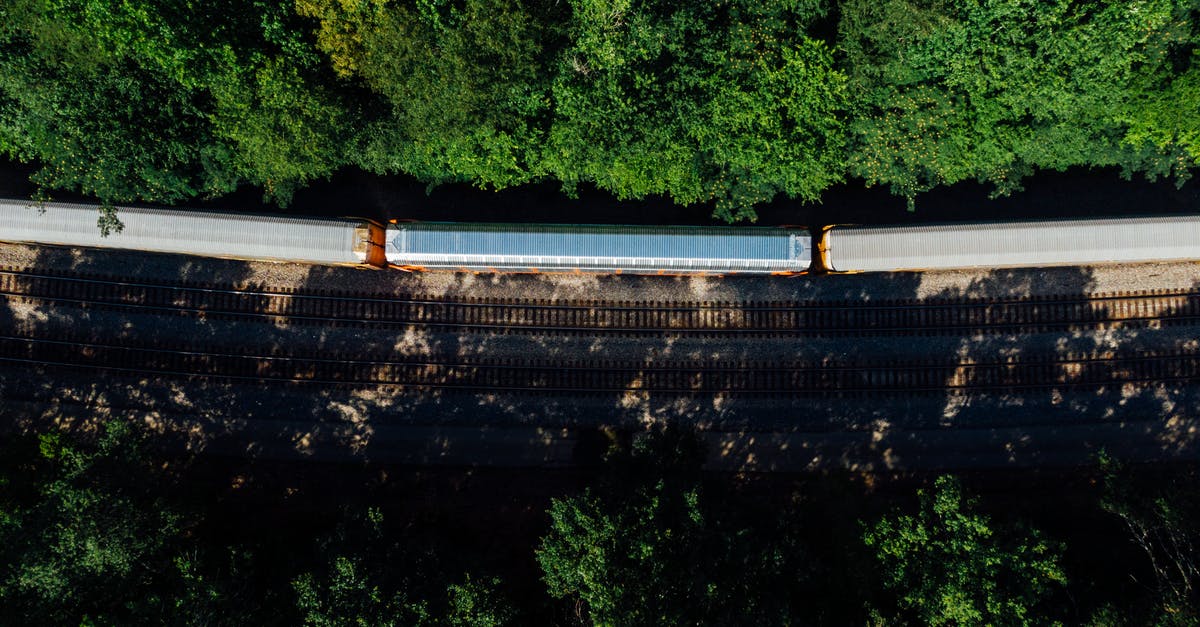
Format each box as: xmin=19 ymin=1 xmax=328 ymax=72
xmin=1 ymin=241 xmax=1198 ymax=471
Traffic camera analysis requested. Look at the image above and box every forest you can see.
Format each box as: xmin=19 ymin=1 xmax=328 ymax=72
xmin=1 ymin=419 xmax=1198 ymax=625
xmin=1 ymin=0 xmax=1197 ymax=222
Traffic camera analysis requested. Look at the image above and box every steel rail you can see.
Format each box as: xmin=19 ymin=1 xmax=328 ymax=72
xmin=2 ymin=266 xmax=1198 ymax=311
xmin=2 ymin=335 xmax=1196 ymax=395
xmin=6 ymin=291 xmax=1197 ymax=337
xmin=3 ymin=355 xmax=1194 ymax=395
xmin=2 ymin=268 xmax=1198 ymax=336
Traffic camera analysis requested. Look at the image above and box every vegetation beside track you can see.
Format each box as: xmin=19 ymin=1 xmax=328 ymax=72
xmin=0 ymin=0 xmax=1196 ymax=222
xmin=2 ymin=417 xmax=1198 ymax=625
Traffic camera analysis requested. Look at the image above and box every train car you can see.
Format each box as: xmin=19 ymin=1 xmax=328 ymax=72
xmin=823 ymin=215 xmax=1200 ymax=272
xmin=0 ymin=199 xmax=387 ymax=266
xmin=7 ymin=196 xmax=1199 ymax=276
xmin=385 ymin=222 xmax=811 ymax=274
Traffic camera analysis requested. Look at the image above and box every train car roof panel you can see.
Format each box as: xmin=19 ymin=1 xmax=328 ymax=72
xmin=828 ymin=215 xmax=1200 ymax=272
xmin=0 ymin=199 xmax=369 ymax=264
xmin=386 ymin=222 xmax=809 ymax=273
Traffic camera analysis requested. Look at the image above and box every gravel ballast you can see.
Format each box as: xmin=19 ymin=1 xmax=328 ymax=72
xmin=2 ymin=241 xmax=1199 ymax=471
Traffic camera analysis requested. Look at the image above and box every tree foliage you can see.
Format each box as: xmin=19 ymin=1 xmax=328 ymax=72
xmin=838 ymin=0 xmax=1200 ymax=207
xmin=10 ymin=418 xmax=1200 ymax=624
xmin=0 ymin=420 xmax=517 ymax=626
xmin=296 ymin=0 xmax=562 ymax=190
xmin=0 ymin=0 xmax=232 ymax=206
xmin=536 ymin=428 xmax=801 ymax=625
xmin=0 ymin=421 xmax=185 ymax=624
xmin=1100 ymin=454 xmax=1200 ymax=624
xmin=2 ymin=0 xmax=1198 ymax=221
xmin=292 ymin=507 xmax=516 ymax=627
xmin=0 ymin=0 xmax=351 ymax=212
xmin=863 ymin=475 xmax=1067 ymax=626
xmin=545 ymin=0 xmax=846 ymax=221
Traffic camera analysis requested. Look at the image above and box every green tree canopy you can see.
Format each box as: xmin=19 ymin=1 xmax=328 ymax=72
xmin=296 ymin=0 xmax=564 ymax=190
xmin=0 ymin=421 xmax=185 ymax=624
xmin=536 ymin=428 xmax=802 ymax=625
xmin=0 ymin=0 xmax=351 ymax=211
xmin=1100 ymin=454 xmax=1200 ymax=624
xmin=863 ymin=475 xmax=1067 ymax=626
xmin=1 ymin=0 xmax=1198 ymax=221
xmin=292 ymin=507 xmax=515 ymax=626
xmin=544 ymin=0 xmax=847 ymax=222
xmin=839 ymin=0 xmax=1200 ymax=207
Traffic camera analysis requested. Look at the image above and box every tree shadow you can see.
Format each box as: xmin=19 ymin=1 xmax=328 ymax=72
xmin=0 ymin=241 xmax=252 ymax=449
xmin=3 ymin=240 xmax=1198 ymax=474
xmin=713 ymin=265 xmax=1200 ymax=471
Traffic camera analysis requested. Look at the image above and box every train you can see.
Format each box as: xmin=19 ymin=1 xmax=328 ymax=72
xmin=3 ymin=198 xmax=1200 ymax=275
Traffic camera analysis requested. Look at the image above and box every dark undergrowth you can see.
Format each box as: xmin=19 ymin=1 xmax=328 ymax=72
xmin=1 ymin=416 xmax=1196 ymax=626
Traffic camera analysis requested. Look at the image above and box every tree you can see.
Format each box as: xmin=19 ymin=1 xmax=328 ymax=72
xmin=0 ymin=421 xmax=185 ymax=624
xmin=863 ymin=475 xmax=1067 ymax=626
xmin=1100 ymin=454 xmax=1200 ymax=624
xmin=1119 ymin=49 xmax=1200 ymax=186
xmin=296 ymin=0 xmax=563 ymax=191
xmin=544 ymin=0 xmax=846 ymax=222
xmin=838 ymin=0 xmax=1199 ymax=208
xmin=0 ymin=0 xmax=239 ymax=208
xmin=209 ymin=55 xmax=354 ymax=206
xmin=293 ymin=553 xmax=433 ymax=627
xmin=292 ymin=507 xmax=515 ymax=626
xmin=0 ymin=0 xmax=353 ymax=213
xmin=536 ymin=427 xmax=801 ymax=625
xmin=3 ymin=0 xmax=1196 ymax=222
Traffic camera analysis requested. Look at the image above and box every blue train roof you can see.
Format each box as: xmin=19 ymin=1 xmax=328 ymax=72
xmin=386 ymin=222 xmax=809 ymax=273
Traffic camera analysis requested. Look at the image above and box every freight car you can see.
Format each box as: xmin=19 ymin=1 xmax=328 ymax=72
xmin=0 ymin=199 xmax=810 ymax=275
xmin=0 ymin=199 xmax=387 ymax=266
xmin=3 ymin=198 xmax=1200 ymax=275
xmin=383 ymin=221 xmax=810 ymax=274
xmin=819 ymin=215 xmax=1200 ymax=273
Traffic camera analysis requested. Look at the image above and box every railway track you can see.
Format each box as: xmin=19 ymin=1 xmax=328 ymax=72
xmin=2 ymin=334 xmax=1196 ymax=396
xmin=1 ymin=267 xmax=1199 ymax=336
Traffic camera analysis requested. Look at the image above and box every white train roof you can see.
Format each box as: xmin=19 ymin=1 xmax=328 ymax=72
xmin=0 ymin=199 xmax=372 ymax=264
xmin=828 ymin=215 xmax=1200 ymax=272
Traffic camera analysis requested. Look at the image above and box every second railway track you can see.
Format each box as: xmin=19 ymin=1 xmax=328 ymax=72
xmin=3 ymin=334 xmax=1197 ymax=396
xmin=2 ymin=268 xmax=1199 ymax=336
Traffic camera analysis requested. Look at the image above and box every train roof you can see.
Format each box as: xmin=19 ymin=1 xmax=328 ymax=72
xmin=0 ymin=199 xmax=374 ymax=265
xmin=386 ymin=222 xmax=809 ymax=273
xmin=827 ymin=215 xmax=1200 ymax=272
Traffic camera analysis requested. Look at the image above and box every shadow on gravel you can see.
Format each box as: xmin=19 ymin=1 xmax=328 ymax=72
xmin=0 ymin=259 xmax=14 ymax=435
xmin=260 ymin=266 xmax=945 ymax=469
xmin=920 ymin=267 xmax=1200 ymax=470
xmin=713 ymin=266 xmax=1200 ymax=473
xmin=0 ymin=243 xmax=256 ymax=450
xmin=3 ymin=244 xmax=1199 ymax=474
